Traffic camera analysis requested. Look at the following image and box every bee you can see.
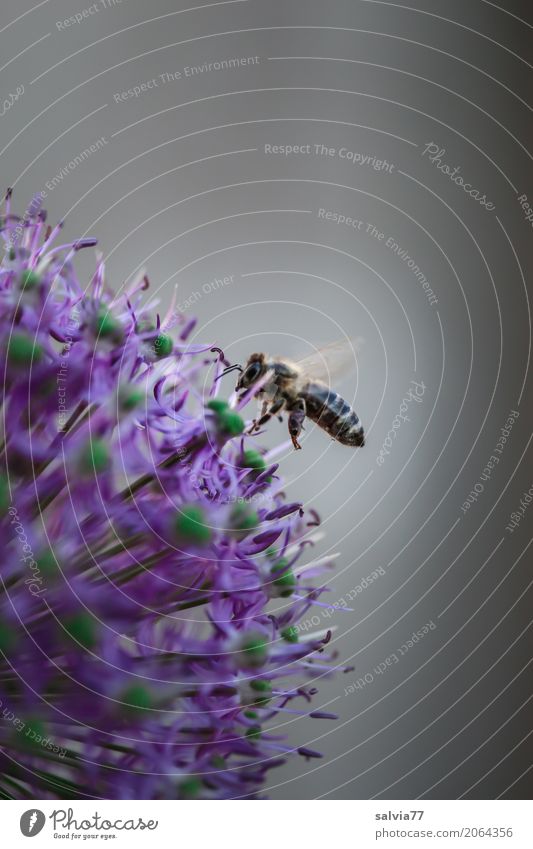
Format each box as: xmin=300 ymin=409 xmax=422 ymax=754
xmin=219 ymin=340 xmax=365 ymax=450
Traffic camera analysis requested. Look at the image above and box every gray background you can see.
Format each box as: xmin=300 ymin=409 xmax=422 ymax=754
xmin=1 ymin=0 xmax=532 ymax=799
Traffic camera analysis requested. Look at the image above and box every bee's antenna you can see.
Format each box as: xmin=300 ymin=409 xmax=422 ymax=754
xmin=214 ymin=363 xmax=243 ymax=382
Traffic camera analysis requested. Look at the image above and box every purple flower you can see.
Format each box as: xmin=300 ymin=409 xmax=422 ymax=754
xmin=0 ymin=193 xmax=342 ymax=800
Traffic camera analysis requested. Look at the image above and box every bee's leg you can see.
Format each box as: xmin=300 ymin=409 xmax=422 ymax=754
xmin=248 ymin=400 xmax=268 ymax=433
xmin=248 ymin=396 xmax=285 ymax=433
xmin=287 ymin=399 xmax=306 ymax=450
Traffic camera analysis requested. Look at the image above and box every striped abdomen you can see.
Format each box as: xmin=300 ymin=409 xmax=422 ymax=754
xmin=302 ymin=382 xmax=365 ymax=447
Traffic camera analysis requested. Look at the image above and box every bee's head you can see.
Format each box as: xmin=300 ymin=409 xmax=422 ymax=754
xmin=235 ymin=353 xmax=267 ymax=391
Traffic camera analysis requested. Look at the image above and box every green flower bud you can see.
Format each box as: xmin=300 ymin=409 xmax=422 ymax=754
xmin=175 ymin=505 xmax=211 ymax=545
xmin=153 ymin=333 xmax=173 ymax=358
xmin=95 ymin=309 xmax=123 ymax=344
xmin=37 ymin=549 xmax=60 ymax=582
xmin=240 ymin=449 xmax=266 ymax=473
xmin=230 ymin=505 xmax=259 ymax=539
xmin=7 ymin=332 xmax=43 ymax=366
xmin=20 ymin=718 xmax=47 ymax=751
xmin=281 ymin=625 xmax=299 ymax=643
xmin=206 ymin=398 xmax=229 ymax=414
xmin=64 ymin=613 xmax=97 ymax=650
xmin=245 ymin=725 xmax=261 ymax=741
xmin=249 ymin=679 xmax=272 ymax=705
xmin=218 ymin=409 xmax=245 ymax=436
xmin=122 ymin=685 xmax=152 ymax=712
xmin=0 ymin=474 xmax=8 ymax=513
xmin=271 ymin=558 xmax=296 ymax=597
xmin=206 ymin=398 xmax=245 ymax=436
xmin=249 ymin=679 xmax=271 ymax=693
xmin=19 ymin=270 xmax=40 ymax=291
xmin=78 ymin=439 xmax=110 ymax=475
xmin=180 ymin=778 xmax=202 ymax=798
xmin=243 ymin=710 xmax=258 ymax=719
xmin=119 ymin=386 xmax=144 ymax=412
xmin=239 ymin=634 xmax=268 ymax=668
xmin=0 ymin=622 xmax=14 ymax=653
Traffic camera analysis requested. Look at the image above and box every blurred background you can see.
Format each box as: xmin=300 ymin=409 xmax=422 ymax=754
xmin=1 ymin=0 xmax=532 ymax=798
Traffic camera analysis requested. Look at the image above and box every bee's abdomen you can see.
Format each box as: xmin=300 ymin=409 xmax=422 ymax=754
xmin=302 ymin=382 xmax=365 ymax=447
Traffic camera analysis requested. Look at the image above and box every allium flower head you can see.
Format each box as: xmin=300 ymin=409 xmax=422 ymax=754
xmin=0 ymin=192 xmax=342 ymax=799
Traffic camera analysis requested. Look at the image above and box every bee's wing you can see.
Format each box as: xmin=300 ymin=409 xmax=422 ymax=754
xmin=295 ymin=338 xmax=363 ymax=386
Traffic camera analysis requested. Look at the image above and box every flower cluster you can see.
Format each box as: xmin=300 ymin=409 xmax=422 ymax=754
xmin=0 ymin=192 xmax=341 ymax=799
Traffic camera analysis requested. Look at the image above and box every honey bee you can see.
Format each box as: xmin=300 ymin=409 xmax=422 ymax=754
xmin=220 ymin=340 xmax=365 ymax=450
